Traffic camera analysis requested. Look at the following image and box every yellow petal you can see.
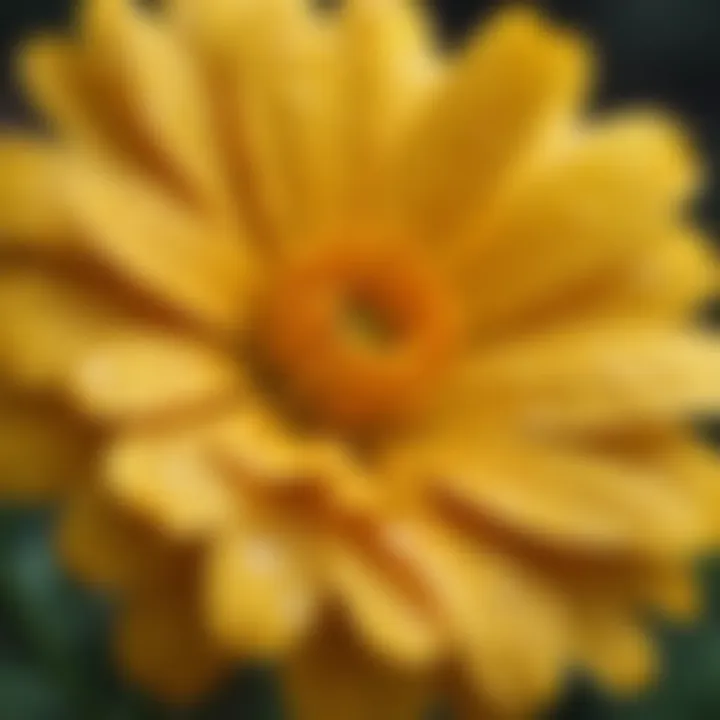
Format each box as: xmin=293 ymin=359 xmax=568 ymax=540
xmin=203 ymin=525 xmax=320 ymax=657
xmin=80 ymin=0 xmax=232 ymax=209
xmin=228 ymin=1 xmax=341 ymax=244
xmin=69 ymin=330 xmax=242 ymax=422
xmin=210 ymin=407 xmax=377 ymax=514
xmin=577 ymin=227 xmax=718 ymax=325
xmin=390 ymin=523 xmax=569 ymax=713
xmin=58 ymin=487 xmax=184 ymax=594
xmin=0 ymin=266 xmax=133 ymax=391
xmin=116 ymin=592 xmax=228 ymax=704
xmin=453 ymin=327 xmax=720 ymax=429
xmin=327 ymin=531 xmax=443 ymax=668
xmin=105 ymin=429 xmax=238 ymax=538
xmin=0 ymin=135 xmax=69 ymax=245
xmin=645 ymin=562 xmax=700 ymax=622
xmin=18 ymin=36 xmax=109 ymax=154
xmin=574 ymin=604 xmax=658 ymax=693
xmin=283 ymin=620 xmax=432 ymax=720
xmin=456 ymin=114 xmax=701 ymax=333
xmin=65 ymin=161 xmax=254 ymax=332
xmin=396 ymin=7 xmax=591 ymax=244
xmin=338 ymin=0 xmax=439 ymax=214
xmin=0 ymin=396 xmax=92 ymax=499
xmin=411 ymin=437 xmax=703 ymax=557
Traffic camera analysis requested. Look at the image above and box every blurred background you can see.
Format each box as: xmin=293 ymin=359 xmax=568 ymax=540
xmin=0 ymin=0 xmax=720 ymax=718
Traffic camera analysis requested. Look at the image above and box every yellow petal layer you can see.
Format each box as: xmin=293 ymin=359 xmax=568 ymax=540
xmin=327 ymin=530 xmax=443 ymax=668
xmin=0 ymin=136 xmax=69 ymax=245
xmin=338 ymin=0 xmax=438 ymax=215
xmin=81 ymin=0 xmax=231 ymax=209
xmin=574 ymin=604 xmax=657 ymax=692
xmin=105 ymin=429 xmax=237 ymax=537
xmin=65 ymin=161 xmax=253 ymax=332
xmin=283 ymin=620 xmax=431 ymax=720
xmin=387 ymin=522 xmax=569 ymax=713
xmin=69 ymin=330 xmax=242 ymax=422
xmin=18 ymin=36 xmax=111 ymax=156
xmin=456 ymin=114 xmax=701 ymax=333
xmin=580 ymin=227 xmax=717 ymax=324
xmin=116 ymin=592 xmax=227 ymax=704
xmin=454 ymin=327 xmax=720 ymax=428
xmin=203 ymin=525 xmax=319 ymax=657
xmin=410 ymin=437 xmax=703 ymax=557
xmin=396 ymin=7 xmax=591 ymax=243
xmin=58 ymin=488 xmax=184 ymax=594
xmin=0 ymin=396 xmax=91 ymax=499
xmin=0 ymin=267 xmax=132 ymax=391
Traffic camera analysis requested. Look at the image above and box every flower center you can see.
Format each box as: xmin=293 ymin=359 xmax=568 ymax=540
xmin=257 ymin=233 xmax=461 ymax=432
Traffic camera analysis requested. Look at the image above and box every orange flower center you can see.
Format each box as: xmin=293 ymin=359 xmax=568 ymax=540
xmin=258 ymin=233 xmax=461 ymax=432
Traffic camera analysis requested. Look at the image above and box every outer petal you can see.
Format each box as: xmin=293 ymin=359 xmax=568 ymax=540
xmin=68 ymin=329 xmax=243 ymax=422
xmin=174 ymin=0 xmax=341 ymax=245
xmin=395 ymin=7 xmax=591 ymax=244
xmin=58 ymin=487 xmax=187 ymax=594
xmin=203 ymin=524 xmax=320 ymax=657
xmin=115 ymin=590 xmax=228 ymax=704
xmin=399 ymin=436 xmax=704 ymax=558
xmin=105 ymin=427 xmax=238 ymax=538
xmin=283 ymin=619 xmax=432 ymax=720
xmin=0 ymin=266 xmax=134 ymax=391
xmin=573 ymin=602 xmax=658 ymax=692
xmin=80 ymin=0 xmax=232 ymax=209
xmin=64 ymin=160 xmax=254 ymax=332
xmin=574 ymin=227 xmax=717 ymax=325
xmin=326 ymin=532 xmax=443 ymax=668
xmin=450 ymin=327 xmax=720 ymax=429
xmin=338 ymin=0 xmax=439 ymax=215
xmin=455 ymin=114 xmax=701 ymax=334
xmin=0 ymin=396 xmax=92 ymax=499
xmin=0 ymin=136 xmax=69 ymax=246
xmin=210 ymin=406 xmax=378 ymax=515
xmin=381 ymin=522 xmax=570 ymax=714
xmin=19 ymin=36 xmax=117 ymax=158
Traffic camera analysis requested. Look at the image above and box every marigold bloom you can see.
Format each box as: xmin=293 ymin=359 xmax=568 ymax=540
xmin=0 ymin=0 xmax=719 ymax=716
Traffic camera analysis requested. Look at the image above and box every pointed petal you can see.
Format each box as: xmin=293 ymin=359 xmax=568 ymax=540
xmin=210 ymin=407 xmax=377 ymax=515
xmin=0 ymin=135 xmax=69 ymax=246
xmin=105 ymin=428 xmax=238 ymax=538
xmin=0 ymin=266 xmax=133 ymax=391
xmin=203 ymin=525 xmax=320 ymax=657
xmin=283 ymin=621 xmax=432 ymax=720
xmin=58 ymin=488 xmax=184 ymax=594
xmin=396 ymin=7 xmax=592 ymax=243
xmin=338 ymin=0 xmax=439 ymax=215
xmin=326 ymin=530 xmax=443 ymax=668
xmin=574 ymin=604 xmax=657 ymax=692
xmin=579 ymin=227 xmax=718 ymax=324
xmin=116 ymin=592 xmax=228 ymax=704
xmin=645 ymin=562 xmax=700 ymax=622
xmin=69 ymin=330 xmax=243 ymax=422
xmin=409 ymin=437 xmax=704 ymax=557
xmin=81 ymin=0 xmax=232 ymax=209
xmin=65 ymin=161 xmax=254 ymax=332
xmin=453 ymin=328 xmax=720 ymax=429
xmin=0 ymin=396 xmax=92 ymax=499
xmin=386 ymin=523 xmax=569 ymax=713
xmin=18 ymin=36 xmax=110 ymax=154
xmin=229 ymin=1 xmax=342 ymax=244
xmin=456 ymin=114 xmax=702 ymax=332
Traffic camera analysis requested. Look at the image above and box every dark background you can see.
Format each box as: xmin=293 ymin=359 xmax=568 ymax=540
xmin=1 ymin=0 xmax=720 ymax=718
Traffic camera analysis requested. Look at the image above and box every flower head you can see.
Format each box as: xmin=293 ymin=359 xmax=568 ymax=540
xmin=1 ymin=0 xmax=719 ymax=715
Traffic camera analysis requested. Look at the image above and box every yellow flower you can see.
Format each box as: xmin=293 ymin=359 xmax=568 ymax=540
xmin=0 ymin=0 xmax=719 ymax=715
